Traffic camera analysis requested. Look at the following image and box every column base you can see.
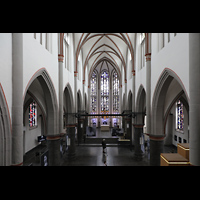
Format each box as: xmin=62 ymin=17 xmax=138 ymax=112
xmin=66 ymin=124 xmax=76 ymax=159
xmin=133 ymin=124 xmax=144 ymax=161
xmin=149 ymin=135 xmax=165 ymax=166
xmin=47 ymin=135 xmax=61 ymax=166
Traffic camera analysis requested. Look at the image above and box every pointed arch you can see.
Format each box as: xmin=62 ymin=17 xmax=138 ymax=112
xmin=77 ymin=89 xmax=82 ymax=111
xmin=0 ymin=83 xmax=11 ymax=166
xmin=64 ymin=83 xmax=75 ymax=114
xmin=76 ymin=33 xmax=135 ymax=86
xmin=152 ymin=68 xmax=189 ymax=136
xmin=136 ymin=85 xmax=146 ymax=124
xmin=23 ymin=68 xmax=58 ymax=136
xmin=128 ymin=90 xmax=133 ymax=111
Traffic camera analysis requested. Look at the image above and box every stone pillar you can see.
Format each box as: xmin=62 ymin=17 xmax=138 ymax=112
xmin=149 ymin=135 xmax=165 ymax=166
xmin=119 ymin=85 xmax=122 ymax=128
xmin=47 ymin=135 xmax=61 ymax=166
xmin=132 ymin=70 xmax=136 ymax=146
xmin=125 ymin=79 xmax=127 ymax=109
xmin=125 ymin=116 xmax=131 ymax=139
xmin=145 ymin=53 xmax=151 ymax=135
xmin=74 ymin=71 xmax=78 ymax=126
xmin=133 ymin=124 xmax=144 ymax=160
xmin=78 ymin=118 xmax=84 ymax=144
xmin=58 ymin=33 xmax=65 ymax=135
xmin=110 ymin=78 xmax=113 ymax=127
xmin=58 ymin=55 xmax=64 ymax=135
xmin=12 ymin=33 xmax=23 ymax=166
xmin=66 ymin=124 xmax=76 ymax=159
xmin=189 ymin=33 xmax=200 ymax=166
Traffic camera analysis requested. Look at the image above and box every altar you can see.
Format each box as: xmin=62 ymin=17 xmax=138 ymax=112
xmin=101 ymin=125 xmax=109 ymax=131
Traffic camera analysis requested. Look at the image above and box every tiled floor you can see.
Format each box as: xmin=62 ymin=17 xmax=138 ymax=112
xmin=61 ymin=146 xmax=150 ymax=166
xmin=24 ymin=144 xmax=177 ymax=166
xmin=23 ymin=126 xmax=177 ymax=166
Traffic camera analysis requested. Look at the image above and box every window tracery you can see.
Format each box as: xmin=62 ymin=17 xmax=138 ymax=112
xmin=101 ymin=71 xmax=109 ymax=113
xmin=29 ymin=101 xmax=37 ymax=128
xmin=113 ymin=71 xmax=119 ymax=113
xmin=90 ymin=71 xmax=97 ymax=113
xmin=176 ymin=100 xmax=184 ymax=131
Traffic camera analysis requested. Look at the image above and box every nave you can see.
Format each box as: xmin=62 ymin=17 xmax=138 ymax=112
xmin=23 ymin=127 xmax=177 ymax=166
xmin=1 ymin=33 xmax=200 ymax=166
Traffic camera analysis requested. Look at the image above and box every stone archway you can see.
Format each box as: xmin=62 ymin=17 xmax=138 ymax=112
xmin=0 ymin=84 xmax=11 ymax=166
xmin=150 ymin=68 xmax=189 ymax=166
xmin=23 ymin=68 xmax=59 ymax=165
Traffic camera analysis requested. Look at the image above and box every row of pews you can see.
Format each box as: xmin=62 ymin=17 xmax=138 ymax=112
xmin=160 ymin=143 xmax=190 ymax=166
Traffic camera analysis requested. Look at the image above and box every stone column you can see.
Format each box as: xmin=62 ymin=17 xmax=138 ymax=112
xmin=133 ymin=124 xmax=144 ymax=160
xmin=189 ymin=33 xmax=200 ymax=166
xmin=132 ymin=70 xmax=136 ymax=146
xmin=66 ymin=124 xmax=76 ymax=159
xmin=58 ymin=33 xmax=64 ymax=135
xmin=110 ymin=76 xmax=113 ymax=127
xmin=145 ymin=54 xmax=151 ymax=136
xmin=12 ymin=33 xmax=23 ymax=166
xmin=47 ymin=135 xmax=61 ymax=166
xmin=58 ymin=55 xmax=64 ymax=134
xmin=149 ymin=135 xmax=165 ymax=166
xmin=74 ymin=71 xmax=78 ymax=124
xmin=125 ymin=115 xmax=131 ymax=139
xmin=78 ymin=118 xmax=84 ymax=144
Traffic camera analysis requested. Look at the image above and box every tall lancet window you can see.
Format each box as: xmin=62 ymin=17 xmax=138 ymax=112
xmin=101 ymin=71 xmax=109 ymax=113
xmin=90 ymin=71 xmax=97 ymax=113
xmin=29 ymin=101 xmax=37 ymax=128
xmin=113 ymin=71 xmax=119 ymax=113
xmin=176 ymin=100 xmax=184 ymax=131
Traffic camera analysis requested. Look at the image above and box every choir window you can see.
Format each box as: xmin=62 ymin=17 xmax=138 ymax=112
xmin=29 ymin=101 xmax=37 ymax=128
xmin=90 ymin=71 xmax=97 ymax=113
xmin=113 ymin=71 xmax=119 ymax=114
xmin=176 ymin=100 xmax=184 ymax=132
xmin=101 ymin=71 xmax=109 ymax=113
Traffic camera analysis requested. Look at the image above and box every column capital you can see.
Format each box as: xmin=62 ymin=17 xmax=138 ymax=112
xmin=149 ymin=134 xmax=165 ymax=141
xmin=132 ymin=124 xmax=144 ymax=128
xmin=58 ymin=54 xmax=64 ymax=62
xmin=74 ymin=71 xmax=78 ymax=77
xmin=46 ymin=135 xmax=61 ymax=141
xmin=145 ymin=53 xmax=151 ymax=62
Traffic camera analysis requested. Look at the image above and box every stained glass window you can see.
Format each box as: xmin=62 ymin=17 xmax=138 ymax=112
xmin=176 ymin=100 xmax=184 ymax=131
xmin=90 ymin=71 xmax=97 ymax=113
xmin=113 ymin=71 xmax=119 ymax=113
xmin=29 ymin=101 xmax=37 ymax=128
xmin=101 ymin=71 xmax=109 ymax=112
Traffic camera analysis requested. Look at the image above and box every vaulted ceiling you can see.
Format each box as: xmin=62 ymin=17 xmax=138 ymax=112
xmin=74 ymin=33 xmax=136 ymax=84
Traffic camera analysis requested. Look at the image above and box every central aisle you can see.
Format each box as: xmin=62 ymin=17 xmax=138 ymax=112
xmin=61 ymin=146 xmax=150 ymax=166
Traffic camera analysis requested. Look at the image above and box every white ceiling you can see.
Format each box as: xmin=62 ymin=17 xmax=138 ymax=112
xmin=74 ymin=33 xmax=136 ymax=83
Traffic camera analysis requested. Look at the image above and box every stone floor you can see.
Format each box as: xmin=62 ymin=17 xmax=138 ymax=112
xmin=61 ymin=146 xmax=150 ymax=166
xmin=23 ymin=126 xmax=177 ymax=166
xmin=23 ymin=143 xmax=177 ymax=166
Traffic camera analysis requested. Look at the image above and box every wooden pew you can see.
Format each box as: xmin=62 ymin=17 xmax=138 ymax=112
xmin=160 ymin=153 xmax=190 ymax=166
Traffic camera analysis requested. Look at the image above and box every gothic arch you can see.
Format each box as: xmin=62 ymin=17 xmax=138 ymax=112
xmin=77 ymin=89 xmax=82 ymax=111
xmin=23 ymin=68 xmax=58 ymax=136
xmin=64 ymin=83 xmax=75 ymax=124
xmin=152 ymin=68 xmax=189 ymax=136
xmin=0 ymin=83 xmax=11 ymax=166
xmin=128 ymin=90 xmax=132 ymax=111
xmin=136 ymin=85 xmax=146 ymax=124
